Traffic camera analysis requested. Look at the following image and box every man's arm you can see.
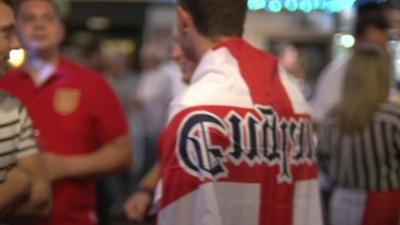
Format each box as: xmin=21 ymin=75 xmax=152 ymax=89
xmin=137 ymin=163 xmax=160 ymax=190
xmin=42 ymin=74 xmax=133 ymax=180
xmin=124 ymin=163 xmax=160 ymax=222
xmin=44 ymin=135 xmax=132 ymax=181
xmin=7 ymin=154 xmax=51 ymax=220
xmin=0 ymin=167 xmax=31 ymax=218
xmin=1 ymin=103 xmax=51 ymax=220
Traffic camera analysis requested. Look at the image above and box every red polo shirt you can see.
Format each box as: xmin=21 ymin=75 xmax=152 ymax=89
xmin=0 ymin=58 xmax=129 ymax=225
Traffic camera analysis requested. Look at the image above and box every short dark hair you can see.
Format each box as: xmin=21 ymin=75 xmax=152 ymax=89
xmin=355 ymin=0 xmax=394 ymax=12
xmin=354 ymin=7 xmax=391 ymax=38
xmin=178 ymin=0 xmax=247 ymax=38
xmin=1 ymin=0 xmax=13 ymax=7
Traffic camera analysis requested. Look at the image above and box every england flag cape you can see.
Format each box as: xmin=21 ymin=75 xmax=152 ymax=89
xmin=157 ymin=39 xmax=322 ymax=225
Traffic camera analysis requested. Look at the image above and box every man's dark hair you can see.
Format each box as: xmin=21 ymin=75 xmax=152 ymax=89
xmin=354 ymin=5 xmax=391 ymax=38
xmin=355 ymin=0 xmax=395 ymax=12
xmin=178 ymin=0 xmax=247 ymax=38
xmin=1 ymin=0 xmax=13 ymax=7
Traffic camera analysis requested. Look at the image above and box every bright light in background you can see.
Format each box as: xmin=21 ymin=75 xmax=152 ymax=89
xmin=248 ymin=0 xmax=357 ymax=13
xmin=299 ymin=0 xmax=313 ymax=13
xmin=86 ymin=16 xmax=110 ymax=31
xmin=247 ymin=0 xmax=265 ymax=11
xmin=325 ymin=0 xmax=356 ymax=13
xmin=312 ymin=0 xmax=321 ymax=9
xmin=389 ymin=40 xmax=400 ymax=82
xmin=319 ymin=0 xmax=327 ymax=10
xmin=396 ymin=57 xmax=400 ymax=75
xmin=340 ymin=0 xmax=356 ymax=11
xmin=8 ymin=49 xmax=25 ymax=67
xmin=101 ymin=39 xmax=136 ymax=55
xmin=267 ymin=0 xmax=283 ymax=13
xmin=285 ymin=0 xmax=298 ymax=11
xmin=340 ymin=34 xmax=355 ymax=48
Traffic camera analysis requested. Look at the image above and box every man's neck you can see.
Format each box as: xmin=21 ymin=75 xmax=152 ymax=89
xmin=194 ymin=35 xmax=239 ymax=62
xmin=25 ymin=51 xmax=60 ymax=86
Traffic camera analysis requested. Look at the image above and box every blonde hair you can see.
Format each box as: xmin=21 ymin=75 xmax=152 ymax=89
xmin=334 ymin=46 xmax=391 ymax=134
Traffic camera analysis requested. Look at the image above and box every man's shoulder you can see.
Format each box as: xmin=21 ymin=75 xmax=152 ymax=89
xmin=2 ymin=67 xmax=25 ymax=80
xmin=61 ymin=59 xmax=102 ymax=76
xmin=59 ymin=59 xmax=110 ymax=87
xmin=167 ymin=41 xmax=285 ymax=121
xmin=219 ymin=38 xmax=278 ymax=61
xmin=169 ymin=71 xmax=252 ymax=118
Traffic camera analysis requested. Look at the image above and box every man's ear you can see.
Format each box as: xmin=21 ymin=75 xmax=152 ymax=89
xmin=177 ymin=5 xmax=193 ymax=31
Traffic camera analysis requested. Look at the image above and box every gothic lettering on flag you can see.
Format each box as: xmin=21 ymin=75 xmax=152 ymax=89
xmin=176 ymin=105 xmax=315 ymax=183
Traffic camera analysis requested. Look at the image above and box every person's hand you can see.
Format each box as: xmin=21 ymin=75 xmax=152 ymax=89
xmin=42 ymin=153 xmax=66 ymax=181
xmin=124 ymin=191 xmax=153 ymax=222
xmin=7 ymin=167 xmax=31 ymax=197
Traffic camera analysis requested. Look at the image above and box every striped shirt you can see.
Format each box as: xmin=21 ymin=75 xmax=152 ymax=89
xmin=317 ymin=102 xmax=400 ymax=191
xmin=0 ymin=91 xmax=38 ymax=183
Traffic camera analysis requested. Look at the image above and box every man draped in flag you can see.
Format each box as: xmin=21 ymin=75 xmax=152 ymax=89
xmin=157 ymin=0 xmax=322 ymax=224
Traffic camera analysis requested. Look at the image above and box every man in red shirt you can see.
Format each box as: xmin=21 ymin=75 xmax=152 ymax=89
xmin=0 ymin=0 xmax=132 ymax=225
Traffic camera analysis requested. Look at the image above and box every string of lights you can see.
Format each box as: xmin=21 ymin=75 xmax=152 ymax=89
xmin=248 ymin=0 xmax=357 ymax=13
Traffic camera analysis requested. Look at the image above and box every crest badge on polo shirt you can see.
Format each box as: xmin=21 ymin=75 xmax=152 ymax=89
xmin=53 ymin=88 xmax=81 ymax=115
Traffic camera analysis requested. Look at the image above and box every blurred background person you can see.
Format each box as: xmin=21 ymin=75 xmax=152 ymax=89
xmin=275 ymin=42 xmax=311 ymax=100
xmin=124 ymin=37 xmax=194 ymax=224
xmin=100 ymin=50 xmax=140 ymax=221
xmin=0 ymin=1 xmax=132 ymax=225
xmin=317 ymin=46 xmax=400 ymax=225
xmin=0 ymin=0 xmax=51 ymax=221
xmin=312 ymin=4 xmax=393 ymax=224
xmin=312 ymin=2 xmax=392 ymax=124
xmin=82 ymin=40 xmax=106 ymax=74
xmin=132 ymin=41 xmax=184 ymax=184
